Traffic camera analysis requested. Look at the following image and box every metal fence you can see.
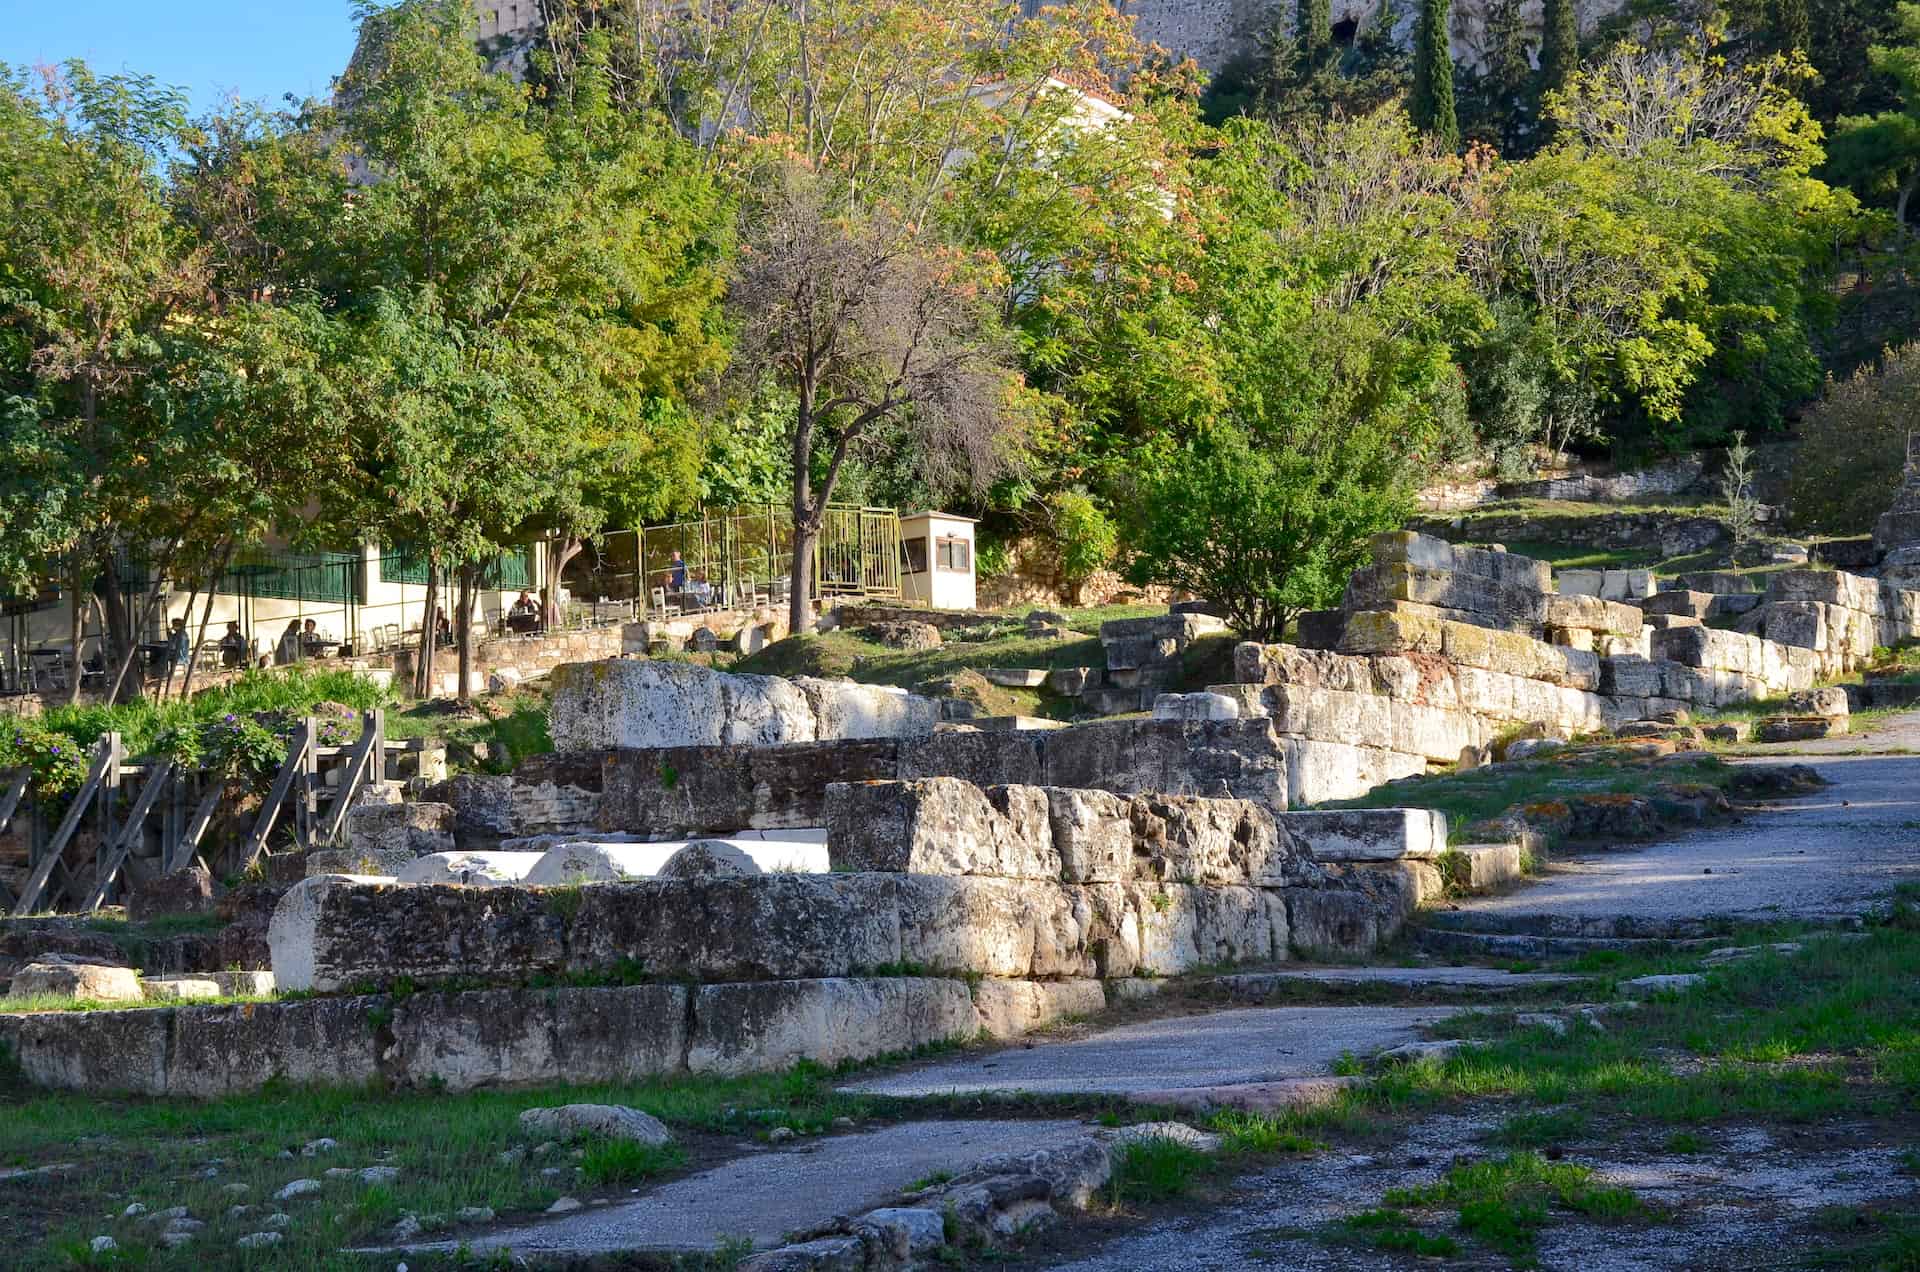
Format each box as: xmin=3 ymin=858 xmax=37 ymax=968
xmin=624 ymin=505 xmax=902 ymax=617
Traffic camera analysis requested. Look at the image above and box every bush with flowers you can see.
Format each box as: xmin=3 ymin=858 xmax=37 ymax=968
xmin=0 ymin=718 xmax=91 ymax=795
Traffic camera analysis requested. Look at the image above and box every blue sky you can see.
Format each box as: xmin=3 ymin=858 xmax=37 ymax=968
xmin=4 ymin=3 xmax=364 ymax=115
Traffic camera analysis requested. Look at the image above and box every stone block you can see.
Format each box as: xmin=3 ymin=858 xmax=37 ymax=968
xmin=549 ymin=660 xmax=815 ymax=750
xmin=271 ymin=876 xmax=567 ymax=993
xmin=1755 ymin=715 xmax=1846 ymax=743
xmin=1276 ymin=808 xmax=1447 ymax=862
xmin=1642 ymin=590 xmax=1716 ymax=620
xmin=127 ymin=865 xmax=218 ymax=923
xmin=163 ymin=995 xmax=384 ymax=1097
xmin=1279 ymin=739 xmax=1426 ymax=806
xmin=7 ymin=961 xmax=143 ymax=1002
xmin=1128 ymin=794 xmax=1293 ymax=886
xmin=1599 ymin=656 xmax=1664 ymax=698
xmin=1368 ymin=530 xmax=1457 ymax=573
xmin=1151 ymin=692 xmax=1241 ymax=721
xmin=970 ymin=979 xmax=1107 ymax=1039
xmin=1045 ymin=788 xmax=1134 ymax=883
xmin=793 ymin=678 xmax=940 ymax=739
xmin=305 ymin=847 xmax=412 ymax=878
xmin=1763 ymin=602 xmax=1827 ymax=652
xmin=1283 ymin=889 xmax=1383 ymax=959
xmin=1703 ymin=720 xmax=1751 ymax=743
xmin=568 ymin=875 xmax=903 ymax=982
xmin=686 ymin=978 xmax=977 ymax=1076
xmin=344 ymin=802 xmax=455 ymax=859
xmin=1 ymin=1005 xmax=172 ymax=1093
xmin=1785 ymin=687 xmax=1849 ymax=718
xmin=1040 ymin=718 xmax=1290 ymax=815
xmin=1453 ymin=843 xmax=1524 ymax=893
xmin=896 ymin=876 xmax=1089 ymax=979
xmin=434 ymin=774 xmax=516 ymax=849
xmin=1338 ymin=607 xmax=1447 ymax=656
xmin=900 ymin=730 xmax=1046 ymax=788
xmin=395 ymin=851 xmax=544 ymax=887
xmin=1047 ymin=667 xmax=1101 ymax=696
xmin=388 ymin=984 xmax=689 ymax=1091
xmin=824 ymin=779 xmax=1060 ymax=879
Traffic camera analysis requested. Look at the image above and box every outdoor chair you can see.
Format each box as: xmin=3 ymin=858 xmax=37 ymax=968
xmin=651 ymin=586 xmax=679 ymax=619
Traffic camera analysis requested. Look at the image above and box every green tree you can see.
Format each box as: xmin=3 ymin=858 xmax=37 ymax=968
xmin=1297 ymin=0 xmax=1333 ymax=66
xmin=1540 ymin=0 xmax=1581 ymax=96
xmin=1831 ymin=3 xmax=1920 ymax=229
xmin=281 ymin=0 xmax=725 ymax=699
xmin=1410 ymin=0 xmax=1461 ymax=149
xmin=1773 ymin=0 xmax=1812 ymax=53
xmin=1464 ymin=0 xmax=1538 ymax=154
xmin=0 ymin=62 xmax=209 ymax=698
xmin=1786 ymin=344 xmax=1920 ymax=533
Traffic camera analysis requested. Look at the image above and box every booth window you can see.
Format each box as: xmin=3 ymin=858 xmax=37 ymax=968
xmin=936 ymin=536 xmax=970 ymax=571
xmin=902 ymin=536 xmax=929 ymax=574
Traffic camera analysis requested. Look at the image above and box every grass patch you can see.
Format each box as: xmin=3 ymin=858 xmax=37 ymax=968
xmin=578 ymin=1137 xmax=687 ymax=1186
xmin=1326 ymin=745 xmax=1735 ymax=846
xmin=1341 ymin=1206 xmax=1462 ymax=1256
xmin=1382 ymin=1151 xmax=1644 ymax=1263
xmin=1106 ymin=1136 xmax=1213 ymax=1204
xmin=1207 ymin=1109 xmax=1324 ymax=1156
xmin=35 ymin=666 xmax=392 ymax=759
xmin=385 ymin=684 xmax=554 ymax=772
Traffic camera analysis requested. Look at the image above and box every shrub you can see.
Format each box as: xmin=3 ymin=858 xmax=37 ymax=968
xmin=1788 ymin=343 xmax=1920 ymax=534
xmin=1048 ymin=490 xmax=1118 ymax=600
xmin=0 ymin=718 xmax=90 ymax=794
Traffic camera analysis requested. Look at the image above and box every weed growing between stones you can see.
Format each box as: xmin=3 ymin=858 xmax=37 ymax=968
xmin=1340 ymin=1206 xmax=1461 ymax=1256
xmin=1207 ymin=1110 xmax=1323 ymax=1156
xmin=1378 ymin=1151 xmax=1646 ymax=1263
xmin=1107 ymin=1137 xmax=1213 ymax=1204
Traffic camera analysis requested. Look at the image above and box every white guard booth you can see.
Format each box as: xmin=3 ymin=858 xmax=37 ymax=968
xmin=898 ymin=512 xmax=977 ymax=611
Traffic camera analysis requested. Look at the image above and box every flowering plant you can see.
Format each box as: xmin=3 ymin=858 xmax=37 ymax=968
xmin=0 ymin=719 xmax=91 ymax=795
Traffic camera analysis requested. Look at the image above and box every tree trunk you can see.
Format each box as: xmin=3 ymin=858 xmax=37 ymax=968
xmin=177 ymin=540 xmax=233 ymax=704
xmin=104 ymin=536 xmax=183 ymax=704
xmin=1898 ymin=167 xmax=1918 ymax=232
xmin=456 ymin=562 xmax=476 ymax=708
xmin=545 ymin=535 xmax=584 ymax=629
xmin=790 ymin=522 xmax=815 ymax=634
xmin=415 ymin=568 xmax=440 ymax=699
xmin=94 ymin=545 xmax=137 ymax=702
xmin=65 ymin=554 xmax=85 ymax=706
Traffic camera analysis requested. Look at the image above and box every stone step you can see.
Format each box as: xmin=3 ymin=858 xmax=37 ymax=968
xmin=1452 ymin=843 xmax=1523 ymax=893
xmin=1412 ymin=927 xmax=1718 ymax=961
xmin=1198 ymin=964 xmax=1584 ymax=1002
xmin=979 ymin=667 xmax=1049 ymax=688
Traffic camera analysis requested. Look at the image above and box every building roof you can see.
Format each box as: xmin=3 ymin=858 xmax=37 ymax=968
xmin=901 ymin=511 xmax=981 ymax=525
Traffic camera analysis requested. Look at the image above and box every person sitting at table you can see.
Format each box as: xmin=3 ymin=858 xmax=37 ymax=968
xmin=219 ymin=621 xmax=249 ymax=668
xmin=688 ymin=570 xmax=714 ymax=607
xmin=301 ymin=618 xmax=327 ymax=654
xmin=274 ymin=619 xmax=303 ymax=665
xmin=511 ymin=591 xmax=537 ymax=618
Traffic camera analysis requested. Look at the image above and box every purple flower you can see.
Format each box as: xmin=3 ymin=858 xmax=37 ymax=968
xmin=49 ymin=745 xmax=60 ymax=755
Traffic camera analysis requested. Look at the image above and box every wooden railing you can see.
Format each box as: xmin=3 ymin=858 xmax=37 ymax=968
xmin=5 ymin=709 xmax=388 ymax=917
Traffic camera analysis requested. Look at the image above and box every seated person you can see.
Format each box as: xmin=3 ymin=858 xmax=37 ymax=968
xmin=300 ymin=618 xmax=328 ymax=653
xmin=274 ymin=620 xmax=303 ymax=666
xmin=218 ymin=621 xmax=249 ymax=668
xmin=688 ymin=572 xmax=714 ymax=606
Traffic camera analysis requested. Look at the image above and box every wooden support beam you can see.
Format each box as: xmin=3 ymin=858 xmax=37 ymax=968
xmin=240 ymin=720 xmax=311 ymax=871
xmin=84 ymin=759 xmax=176 ymax=912
xmin=315 ymin=710 xmax=383 ymax=848
xmin=0 ymin=768 xmax=27 ymax=836
xmin=169 ymin=781 xmax=224 ymax=875
xmin=10 ymin=740 xmax=114 ymax=917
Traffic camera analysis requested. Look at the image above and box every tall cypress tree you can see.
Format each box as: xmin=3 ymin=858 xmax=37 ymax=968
xmin=1539 ymin=0 xmax=1579 ymax=97
xmin=1297 ymin=0 xmax=1332 ymax=67
xmin=1410 ymin=0 xmax=1459 ymax=149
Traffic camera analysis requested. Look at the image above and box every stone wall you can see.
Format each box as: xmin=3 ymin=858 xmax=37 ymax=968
xmin=470 ymin=717 xmax=1293 ymax=847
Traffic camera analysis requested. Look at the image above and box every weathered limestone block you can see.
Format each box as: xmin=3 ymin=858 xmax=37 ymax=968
xmin=1755 ymin=715 xmax=1847 ymax=743
xmin=1344 ymin=563 xmax=1548 ymax=627
xmin=0 ymin=1006 xmax=170 ymax=1093
xmin=1642 ymin=590 xmax=1716 ymax=620
xmin=1763 ymin=602 xmax=1827 ymax=652
xmin=7 ymin=960 xmax=143 ymax=1002
xmin=1454 ymin=843 xmax=1524 ymax=892
xmin=568 ymin=875 xmax=903 ymax=982
xmin=824 ymin=779 xmax=1060 ymax=879
xmin=1041 ymin=718 xmax=1290 ymax=814
xmin=657 ymin=840 xmax=762 ymax=879
xmin=686 ymin=978 xmax=977 ymax=1076
xmin=1151 ymin=692 xmax=1241 ymax=721
xmin=1128 ymin=794 xmax=1295 ymax=886
xmin=1370 ymin=531 xmax=1552 ymax=591
xmin=1338 ymin=606 xmax=1447 ymax=656
xmin=1766 ymin=570 xmax=1882 ymax=615
xmin=1599 ymin=656 xmax=1664 ymax=698
xmin=970 ymin=979 xmax=1108 ymax=1039
xmin=344 ymin=801 xmax=455 ymax=859
xmin=1233 ymin=642 xmax=1376 ymax=694
xmin=1283 ymin=888 xmax=1385 ymax=959
xmin=387 ymin=985 xmax=689 ymax=1091
xmin=395 ymin=851 xmax=543 ymax=887
xmin=596 ymin=740 xmax=897 ymax=837
xmin=895 ymin=875 xmax=1090 ymax=979
xmin=270 ymin=876 xmax=566 ymax=992
xmin=433 ymin=775 xmax=516 ymax=849
xmin=900 ymin=729 xmax=1047 ymax=788
xmin=1277 ymin=808 xmax=1447 ymax=862
xmin=1045 ymin=788 xmax=1133 ymax=884
xmin=1786 ymin=687 xmax=1850 ymax=718
xmin=164 ymin=996 xmax=384 ymax=1097
xmin=508 ymin=751 xmax=606 ymax=835
xmin=793 ymin=677 xmax=939 ymax=740
xmin=127 ymin=865 xmax=218 ymax=923
xmin=1188 ymin=885 xmax=1289 ymax=968
xmin=1337 ymin=859 xmax=1445 ymax=909
xmin=1545 ymin=593 xmax=1645 ymax=637
xmin=549 ymin=660 xmax=816 ymax=750
xmin=1280 ymin=739 xmax=1427 ymax=807
xmin=305 ymin=847 xmax=411 ymax=878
